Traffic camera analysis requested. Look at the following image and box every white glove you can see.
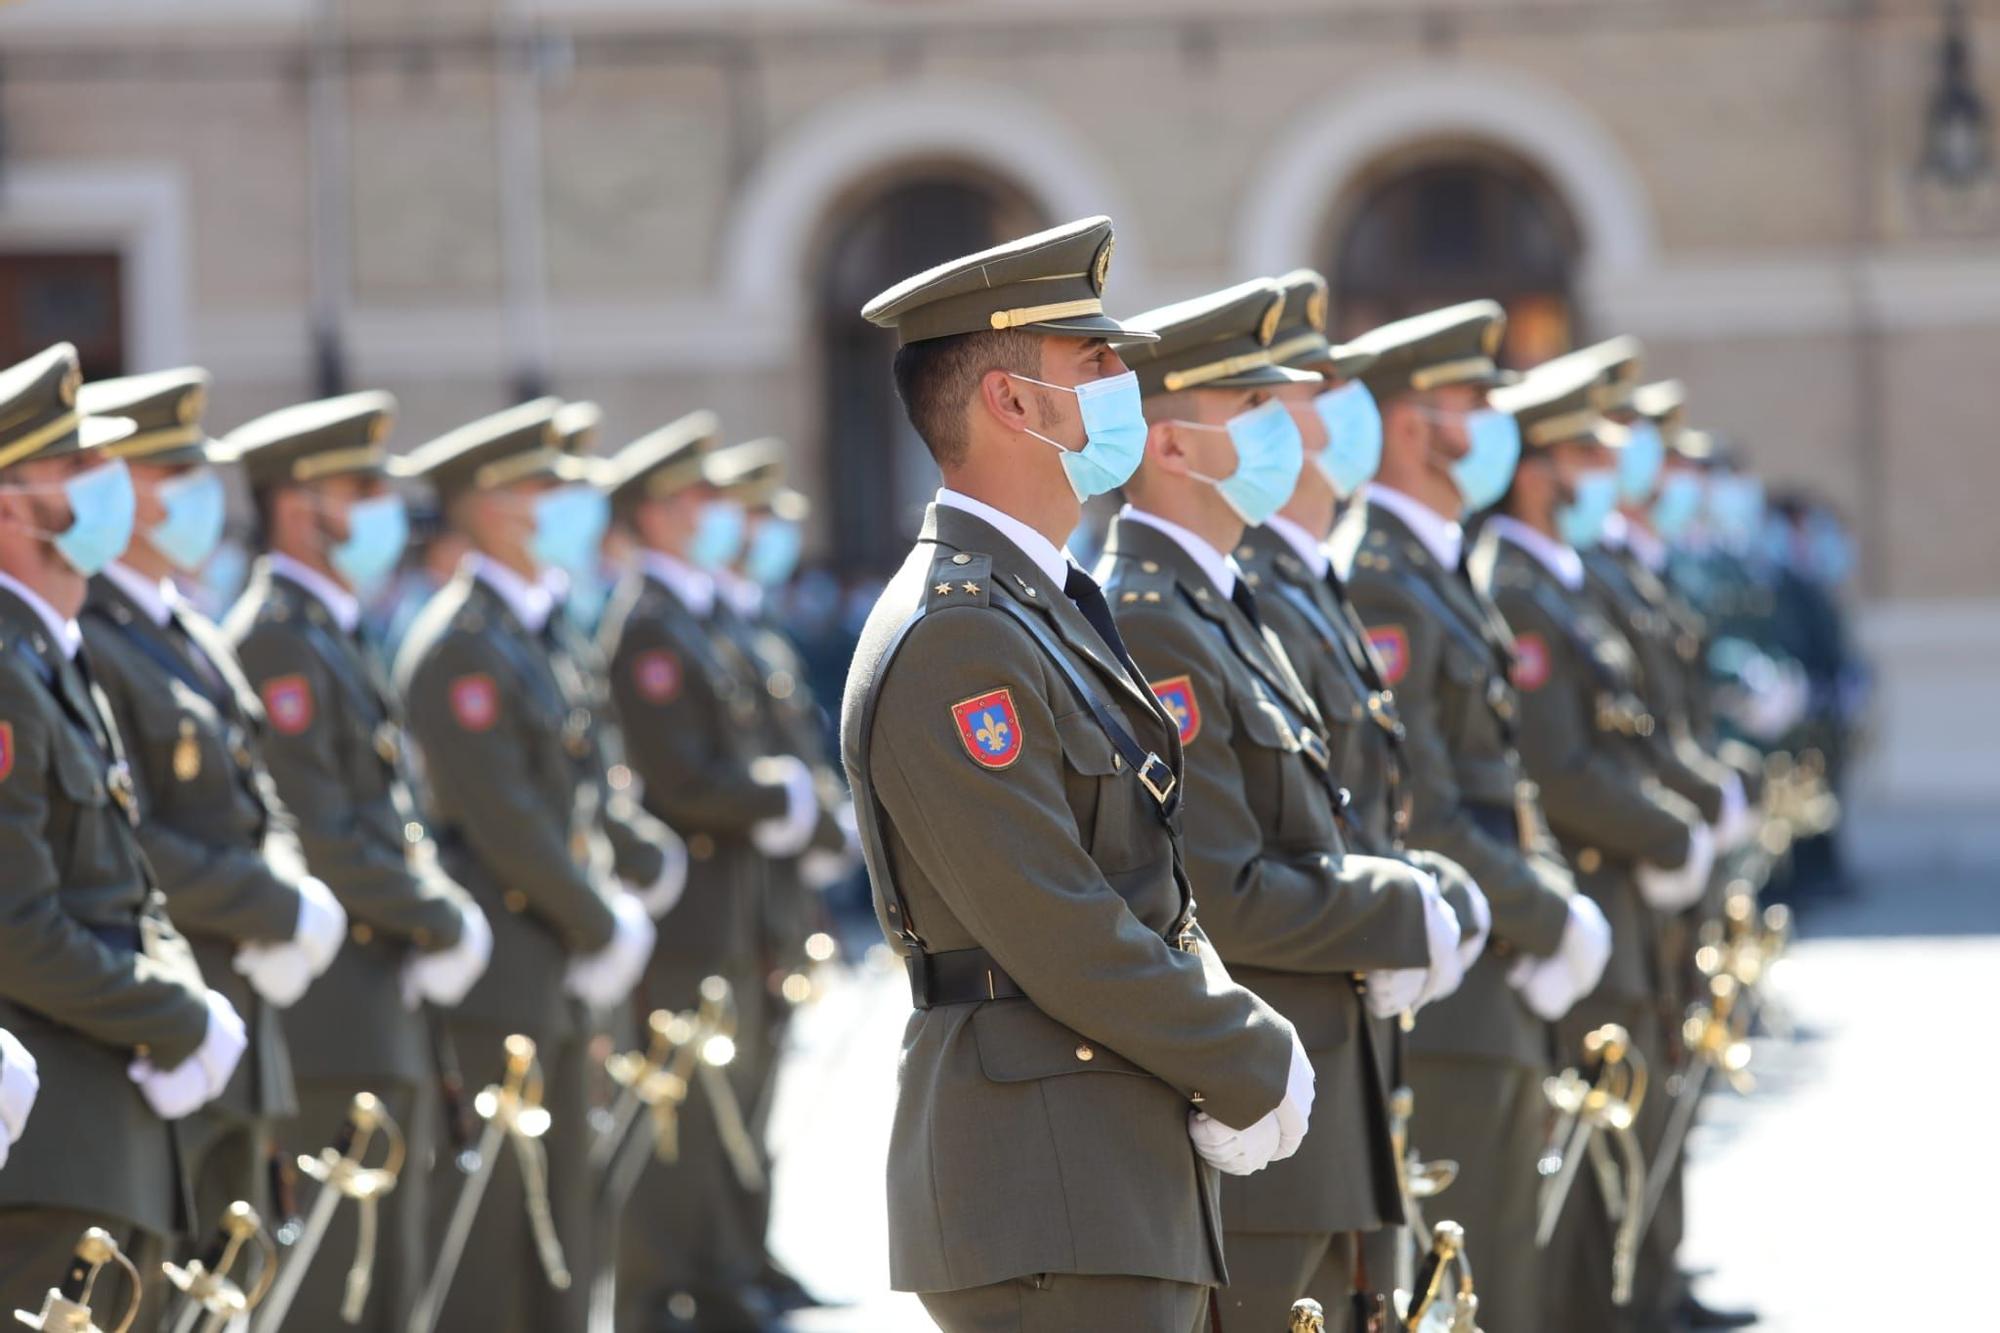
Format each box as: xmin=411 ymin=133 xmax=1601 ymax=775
xmin=1456 ymin=876 xmax=1493 ymax=973
xmin=749 ymin=756 xmax=818 ymax=858
xmin=1714 ymin=770 xmax=1757 ymax=852
xmin=628 ymin=828 xmax=689 ymax=919
xmin=1188 ymin=1029 xmax=1314 ymax=1175
xmin=232 ymin=939 xmax=314 ymax=1009
xmin=0 ymin=1029 xmax=39 ymax=1169
xmin=564 ymin=892 xmax=656 ymax=1009
xmin=1508 ymin=895 xmax=1613 ymax=1021
xmin=129 ymin=990 xmax=247 ymax=1120
xmin=1363 ymin=871 xmax=1463 ymax=1018
xmin=402 ymin=900 xmax=494 ymax=1009
xmin=1637 ymin=822 xmax=1715 ymax=911
xmin=292 ymin=876 xmax=348 ymax=976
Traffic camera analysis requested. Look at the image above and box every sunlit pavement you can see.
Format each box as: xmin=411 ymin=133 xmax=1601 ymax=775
xmin=765 ymin=874 xmax=2000 ymax=1332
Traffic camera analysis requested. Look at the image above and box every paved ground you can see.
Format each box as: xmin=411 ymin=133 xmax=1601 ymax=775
xmin=763 ymin=871 xmax=2000 ymax=1331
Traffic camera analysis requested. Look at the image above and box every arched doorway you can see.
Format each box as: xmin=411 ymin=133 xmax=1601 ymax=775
xmin=1327 ymin=142 xmax=1581 ymax=368
xmin=815 ymin=170 xmax=1041 ymax=575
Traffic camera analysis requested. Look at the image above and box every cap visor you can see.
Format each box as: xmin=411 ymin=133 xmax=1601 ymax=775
xmin=78 ymin=415 xmax=138 ymax=452
xmin=1206 ymin=365 xmax=1324 ymax=390
xmin=1325 ymin=344 xmax=1378 ymax=381
xmin=1033 ymin=313 xmax=1161 ymax=345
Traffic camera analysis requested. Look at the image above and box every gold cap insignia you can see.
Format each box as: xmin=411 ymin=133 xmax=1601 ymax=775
xmin=1091 ymin=235 xmax=1115 ymax=295
xmin=1481 ymin=317 xmax=1504 ymax=358
xmin=1306 ymin=281 xmax=1328 ymax=334
xmin=176 ymin=385 xmax=206 ymax=426
xmin=367 ymin=412 xmax=392 ymax=445
xmin=1257 ymin=293 xmax=1284 ymax=347
xmin=59 ymin=366 xmax=80 ymax=407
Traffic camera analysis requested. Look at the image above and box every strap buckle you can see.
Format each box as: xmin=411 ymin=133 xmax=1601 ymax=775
xmin=1136 ymin=753 xmax=1177 ymax=806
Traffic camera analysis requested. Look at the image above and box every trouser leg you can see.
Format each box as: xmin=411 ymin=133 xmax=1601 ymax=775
xmin=920 ymin=1272 xmax=1211 ymax=1333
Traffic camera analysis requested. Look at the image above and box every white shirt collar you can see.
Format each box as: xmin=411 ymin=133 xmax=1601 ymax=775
xmin=935 ymin=488 xmax=1072 ymax=590
xmin=0 ymin=570 xmax=82 ymax=660
xmin=1118 ymin=504 xmax=1238 ymax=599
xmin=1620 ymin=518 xmax=1669 ymax=574
xmin=1264 ymin=515 xmax=1330 ymax=578
xmin=469 ymin=553 xmax=554 ymax=632
xmin=641 ymin=549 xmax=716 ymax=617
xmin=1486 ymin=515 xmax=1585 ymax=591
xmin=104 ymin=562 xmax=174 ymax=627
xmin=716 ymin=570 xmax=763 ymax=619
xmin=269 ymin=553 xmax=362 ymax=634
xmin=1367 ymin=484 xmax=1464 ymax=570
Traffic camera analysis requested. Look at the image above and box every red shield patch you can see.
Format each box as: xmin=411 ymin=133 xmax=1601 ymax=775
xmin=634 ymin=649 xmax=681 ymax=704
xmin=450 ymin=674 xmax=499 ymax=732
xmin=1367 ymin=626 xmax=1410 ymax=686
xmin=950 ymin=688 xmax=1023 ymax=769
xmin=1511 ymin=633 xmax=1551 ymax=692
xmin=1150 ymin=675 xmax=1202 ymax=744
xmin=262 ymin=675 xmax=314 ymax=736
xmin=0 ymin=721 xmax=13 ymax=782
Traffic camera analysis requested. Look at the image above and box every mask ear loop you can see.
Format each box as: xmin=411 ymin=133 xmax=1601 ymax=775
xmin=1005 ymin=373 xmax=1085 ymax=457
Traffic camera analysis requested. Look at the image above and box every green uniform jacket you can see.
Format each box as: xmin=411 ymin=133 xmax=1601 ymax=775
xmin=547 ymin=604 xmax=669 ymax=892
xmin=1583 ymin=548 xmax=1730 ymax=822
xmin=599 ymin=568 xmax=785 ymax=1008
xmin=395 ymin=570 xmax=617 ymax=1044
xmin=1471 ymin=532 xmax=1699 ymax=1009
xmin=840 ymin=503 xmax=1295 ymax=1293
xmin=1100 ymin=515 xmax=1428 ymax=1237
xmin=228 ymin=563 xmax=469 ymax=1086
xmin=1331 ymin=500 xmax=1573 ymax=1067
xmin=82 ymin=575 xmax=302 ymax=1124
xmin=0 ymin=587 xmax=211 ymax=1236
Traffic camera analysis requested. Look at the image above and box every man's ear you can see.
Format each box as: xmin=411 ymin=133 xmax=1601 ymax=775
xmin=977 ymin=368 xmax=1033 ymax=434
xmin=1143 ymin=418 xmax=1187 ymax=475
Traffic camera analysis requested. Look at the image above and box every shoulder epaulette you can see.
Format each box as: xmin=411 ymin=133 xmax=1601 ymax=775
xmin=924 ymin=550 xmax=993 ymax=609
xmin=1106 ymin=558 xmax=1176 ymax=608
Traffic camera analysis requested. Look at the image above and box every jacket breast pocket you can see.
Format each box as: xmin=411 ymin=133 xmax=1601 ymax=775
xmin=1054 ymin=709 xmax=1142 ymax=872
xmin=1438 ymin=637 xmax=1491 ymax=748
xmin=971 ymin=1000 xmax=1147 ymax=1083
xmin=1230 ymin=691 xmax=1318 ymax=845
xmin=48 ymin=729 xmax=115 ymax=875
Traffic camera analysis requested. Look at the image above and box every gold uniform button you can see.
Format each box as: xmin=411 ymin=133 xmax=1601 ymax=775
xmin=1074 ymin=1044 xmax=1094 ymax=1062
xmin=1577 ymin=847 xmax=1602 ymax=873
xmin=503 ymin=890 xmax=529 ymax=914
xmin=688 ymin=834 xmax=715 ymax=860
xmin=412 ymin=927 xmax=432 ymax=948
xmin=1141 ymin=561 xmax=1159 ymax=574
xmin=134 ymin=1044 xmax=151 ymax=1060
xmin=1189 ymin=1090 xmax=1205 ymax=1105
xmin=952 ymin=553 xmax=972 ymax=565
xmin=351 ymin=922 xmax=375 ymax=945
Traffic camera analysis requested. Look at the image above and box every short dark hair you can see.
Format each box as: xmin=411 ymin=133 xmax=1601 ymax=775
xmin=891 ymin=328 xmax=1042 ymax=469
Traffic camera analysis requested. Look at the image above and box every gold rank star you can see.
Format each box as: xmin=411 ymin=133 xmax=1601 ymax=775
xmin=962 ymin=581 xmax=982 ymax=595
xmin=935 ymin=582 xmax=953 ymax=596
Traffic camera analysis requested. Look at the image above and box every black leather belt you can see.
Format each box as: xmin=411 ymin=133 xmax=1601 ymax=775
xmin=1464 ymin=799 xmax=1522 ymax=850
xmin=85 ymin=922 xmax=142 ymax=952
xmin=908 ymin=946 xmax=1025 ymax=1009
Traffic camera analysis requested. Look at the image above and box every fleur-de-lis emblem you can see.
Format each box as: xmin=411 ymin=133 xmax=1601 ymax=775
xmin=1150 ymin=675 xmax=1202 ymax=743
xmin=1161 ymin=696 xmax=1189 ymax=728
xmin=975 ymin=711 xmax=1009 ymax=753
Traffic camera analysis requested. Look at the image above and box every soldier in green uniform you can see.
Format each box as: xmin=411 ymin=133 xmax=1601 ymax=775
xmin=1329 ymin=305 xmax=1611 ymax=1333
xmin=598 ymin=413 xmax=820 ymax=1333
xmin=221 ymin=391 xmax=492 ymax=1333
xmin=1243 ymin=271 xmax=1496 ymax=1301
xmin=1472 ymin=358 xmax=1712 ymax=1333
xmin=1101 ymin=278 xmax=1463 ymax=1332
xmin=843 ymin=216 xmax=1311 ymax=1333
xmin=77 ymin=369 xmax=349 ymax=1241
xmin=707 ymin=437 xmax=852 ymax=1316
xmin=0 ymin=343 xmax=248 ymax=1320
xmin=395 ymin=399 xmax=661 ymax=1333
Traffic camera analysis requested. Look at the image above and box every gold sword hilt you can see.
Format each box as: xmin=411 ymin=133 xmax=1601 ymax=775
xmin=1681 ymin=975 xmax=1754 ymax=1093
xmin=300 ymin=1091 xmax=405 ymax=1202
xmin=1579 ymin=1024 xmax=1647 ymax=1131
xmin=14 ymin=1227 xmax=144 ymax=1333
xmin=163 ymin=1202 xmax=278 ymax=1321
xmin=478 ymin=1034 xmax=551 ymax=1140
xmin=1287 ymin=1297 xmax=1326 ymax=1332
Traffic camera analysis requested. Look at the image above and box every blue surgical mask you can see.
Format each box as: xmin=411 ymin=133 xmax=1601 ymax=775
xmin=1311 ymin=382 xmax=1383 ymax=495
xmin=1186 ymin=399 xmax=1305 ymax=527
xmin=1706 ymin=475 xmax=1765 ymax=549
xmin=688 ymin=498 xmax=746 ymax=571
xmin=149 ymin=467 xmax=227 ymax=572
xmin=1557 ymin=468 xmax=1619 ymax=549
xmin=1451 ymin=410 xmax=1523 ymax=514
xmin=744 ymin=516 xmax=803 ymax=588
xmin=1618 ymin=420 xmax=1666 ymax=504
xmin=1805 ymin=514 xmax=1855 ymax=586
xmin=52 ymin=459 xmax=137 ymax=576
xmin=330 ymin=492 xmax=409 ymax=595
xmin=530 ymin=483 xmax=610 ymax=577
xmin=562 ymin=566 xmax=612 ymax=636
xmin=1012 ymin=370 xmax=1148 ymax=500
xmin=1651 ymin=471 xmax=1703 ymax=542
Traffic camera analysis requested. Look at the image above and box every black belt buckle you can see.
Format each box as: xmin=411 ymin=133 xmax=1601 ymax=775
xmin=1136 ymin=753 xmax=1176 ymax=806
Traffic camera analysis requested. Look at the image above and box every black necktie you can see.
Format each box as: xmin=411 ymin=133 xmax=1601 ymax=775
xmin=1230 ymin=580 xmax=1263 ymax=630
xmin=165 ymin=607 xmax=229 ymax=701
xmin=1063 ymin=564 xmax=1136 ymax=668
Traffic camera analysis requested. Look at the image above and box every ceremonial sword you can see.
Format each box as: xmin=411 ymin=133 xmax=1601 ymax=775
xmin=164 ymin=1202 xmax=277 ymax=1333
xmin=13 ymin=1227 xmax=144 ymax=1333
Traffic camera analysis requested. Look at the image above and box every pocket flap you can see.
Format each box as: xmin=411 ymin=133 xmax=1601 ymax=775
xmin=1231 ymin=694 xmax=1298 ymax=753
xmin=50 ymin=734 xmax=108 ymax=807
xmin=972 ymin=1000 xmax=1145 ymax=1082
xmin=1052 ymin=709 xmax=1119 ymax=777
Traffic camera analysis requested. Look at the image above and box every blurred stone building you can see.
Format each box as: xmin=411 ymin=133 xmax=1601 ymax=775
xmin=2 ymin=0 xmax=1995 ymax=852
